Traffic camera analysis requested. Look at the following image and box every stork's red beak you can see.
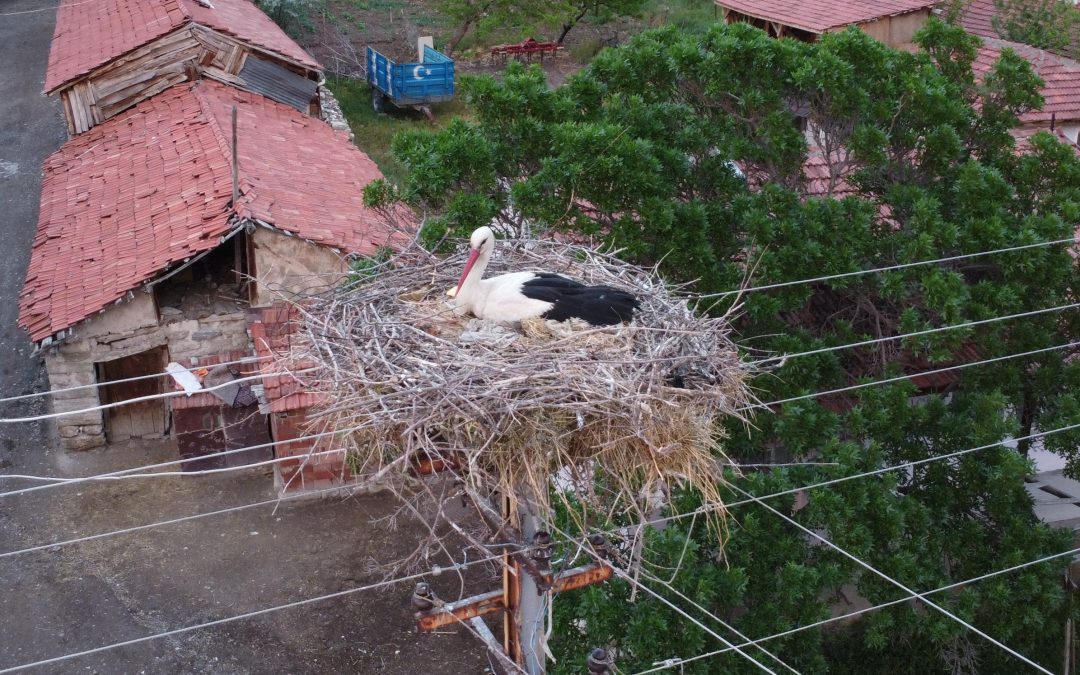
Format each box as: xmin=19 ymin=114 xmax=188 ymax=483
xmin=452 ymin=248 xmax=481 ymax=297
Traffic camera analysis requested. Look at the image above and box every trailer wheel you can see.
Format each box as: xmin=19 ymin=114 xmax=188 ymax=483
xmin=372 ymin=91 xmax=386 ymax=114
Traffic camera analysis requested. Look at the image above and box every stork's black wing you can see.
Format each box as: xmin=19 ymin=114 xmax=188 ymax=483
xmin=520 ymin=273 xmax=638 ymax=325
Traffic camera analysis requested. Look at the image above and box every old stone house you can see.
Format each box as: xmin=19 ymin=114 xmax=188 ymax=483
xmin=715 ymin=0 xmax=940 ymax=50
xmin=45 ymin=0 xmax=324 ymax=136
xmin=18 ymin=79 xmax=411 ymax=460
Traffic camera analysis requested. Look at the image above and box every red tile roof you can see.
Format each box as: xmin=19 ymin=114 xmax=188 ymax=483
xmin=718 ymin=0 xmax=939 ymax=33
xmin=975 ymin=37 xmax=1080 ymax=124
xmin=1011 ymin=125 xmax=1080 ymax=154
xmin=249 ymin=304 xmax=322 ymax=412
xmin=20 ymin=80 xmax=412 ymax=342
xmin=956 ymin=0 xmax=998 ymax=39
xmin=45 ymin=0 xmax=319 ymax=93
xmin=803 ymin=151 xmax=859 ymax=199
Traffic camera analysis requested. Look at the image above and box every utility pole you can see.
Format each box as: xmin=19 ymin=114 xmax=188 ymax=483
xmin=506 ymin=491 xmax=547 ymax=673
xmin=411 ymin=494 xmax=612 ymax=674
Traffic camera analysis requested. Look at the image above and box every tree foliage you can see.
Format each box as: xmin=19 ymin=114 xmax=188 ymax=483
xmin=435 ymin=0 xmax=644 ymax=55
xmin=992 ymin=0 xmax=1080 ymax=55
xmin=385 ymin=20 xmax=1080 ymax=673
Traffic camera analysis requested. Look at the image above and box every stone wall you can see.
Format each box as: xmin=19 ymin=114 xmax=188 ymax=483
xmin=45 ymin=290 xmax=249 ymax=451
xmin=251 ymin=227 xmax=349 ymax=306
xmin=318 ymin=84 xmax=354 ymax=141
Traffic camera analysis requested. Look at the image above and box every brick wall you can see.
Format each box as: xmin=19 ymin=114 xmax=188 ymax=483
xmin=270 ymin=407 xmax=355 ymax=492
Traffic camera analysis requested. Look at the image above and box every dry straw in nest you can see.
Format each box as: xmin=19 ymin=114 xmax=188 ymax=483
xmin=291 ymin=236 xmax=754 ymax=534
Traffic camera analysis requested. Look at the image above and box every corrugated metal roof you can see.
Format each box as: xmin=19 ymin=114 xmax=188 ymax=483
xmin=239 ymin=55 xmax=319 ymax=112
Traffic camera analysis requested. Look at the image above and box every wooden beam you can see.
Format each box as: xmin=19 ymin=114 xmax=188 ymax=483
xmin=416 ymin=589 xmax=505 ymax=632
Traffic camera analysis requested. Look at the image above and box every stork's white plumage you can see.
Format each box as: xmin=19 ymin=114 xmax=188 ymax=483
xmin=449 ymin=227 xmax=639 ymax=325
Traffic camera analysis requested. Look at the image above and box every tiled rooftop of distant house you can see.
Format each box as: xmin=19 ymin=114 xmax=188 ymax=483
xmin=717 ymin=0 xmax=940 ymax=33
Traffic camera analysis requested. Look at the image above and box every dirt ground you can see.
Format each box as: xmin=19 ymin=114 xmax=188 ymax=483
xmin=3 ymin=441 xmax=499 ymax=674
xmin=0 ymin=1 xmax=496 ymax=672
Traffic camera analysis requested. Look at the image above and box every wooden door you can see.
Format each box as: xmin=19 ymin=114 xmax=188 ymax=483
xmin=96 ymin=347 xmax=169 ymax=443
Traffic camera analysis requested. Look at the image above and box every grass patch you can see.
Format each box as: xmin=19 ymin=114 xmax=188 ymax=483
xmin=642 ymin=0 xmax=719 ymax=33
xmin=327 ymin=75 xmax=470 ymax=186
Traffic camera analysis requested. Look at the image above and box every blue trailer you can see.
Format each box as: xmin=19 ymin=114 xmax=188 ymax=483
xmin=366 ymin=45 xmax=455 ymax=118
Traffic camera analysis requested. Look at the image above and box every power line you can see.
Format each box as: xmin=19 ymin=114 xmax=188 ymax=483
xmin=729 ymin=484 xmax=1053 ymax=674
xmin=634 ymin=564 xmax=800 ymax=673
xmin=0 ymin=550 xmax=508 ymax=674
xmin=14 ymin=419 xmax=1074 ymax=575
xmin=754 ymin=301 xmax=1080 ymax=365
xmin=632 ymin=544 xmax=1080 ymax=673
xmin=5 ymin=339 xmax=1074 ymax=500
xmin=704 ymin=237 xmax=1077 ymax=300
xmin=0 ymin=355 xmax=269 ymax=404
xmin=744 ymin=340 xmax=1080 ymax=411
xmin=3 ymin=307 xmax=1075 ymax=431
xmin=0 ymin=369 xmax=313 ymax=424
xmin=545 ymin=515 xmax=799 ymax=674
xmin=597 ymin=550 xmax=782 ymax=675
xmin=0 ymin=448 xmax=343 ymax=485
xmin=0 ymin=0 xmax=91 ymax=16
xmin=0 ymin=421 xmax=373 ymax=499
xmin=0 ymin=475 xmax=353 ymax=560
xmin=14 ymin=295 xmax=1068 ymax=424
xmin=641 ymin=421 xmax=1080 ymax=532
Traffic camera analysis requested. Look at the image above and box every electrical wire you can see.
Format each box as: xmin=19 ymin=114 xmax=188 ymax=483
xmin=599 ymin=554 xmax=781 ymax=675
xmin=0 ymin=448 xmax=343 ymax=484
xmin=743 ymin=340 xmax=1080 ymax=411
xmin=11 ymin=420 xmax=1076 ymax=585
xmin=0 ymin=550 xmax=509 ymax=674
xmin=0 ymin=0 xmax=92 ymax=16
xmin=753 ymin=301 xmax=1080 ymax=366
xmin=703 ymin=237 xmax=1077 ymax=300
xmin=3 ymin=347 xmax=1077 ymax=507
xmin=0 ymin=368 xmax=314 ymax=424
xmin=548 ymin=520 xmax=800 ymax=675
xmin=0 ymin=421 xmax=375 ymax=500
xmin=634 ymin=564 xmax=800 ymax=674
xmin=728 ymin=484 xmax=1053 ymax=674
xmin=633 ymin=544 xmax=1080 ymax=673
xmin=643 ymin=421 xmax=1080 ymax=531
xmin=0 ymin=354 xmax=270 ymax=404
xmin=2 ymin=241 xmax=1075 ymax=407
xmin=0 ymin=475 xmax=356 ymax=560
xmin=6 ymin=298 xmax=1075 ymax=425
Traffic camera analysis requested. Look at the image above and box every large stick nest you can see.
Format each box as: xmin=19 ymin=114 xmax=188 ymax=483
xmin=292 ymin=237 xmax=753 ymax=532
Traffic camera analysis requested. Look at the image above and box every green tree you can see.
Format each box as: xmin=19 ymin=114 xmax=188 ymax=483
xmin=384 ymin=21 xmax=1080 ymax=672
xmin=553 ymin=0 xmax=647 ymax=45
xmin=992 ymin=0 xmax=1080 ymax=55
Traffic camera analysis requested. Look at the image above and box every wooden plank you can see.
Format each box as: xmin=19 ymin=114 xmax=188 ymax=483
xmin=69 ymin=83 xmax=89 ymax=134
xmin=202 ymin=67 xmax=243 ymax=86
xmin=60 ymin=93 xmax=76 ymax=136
xmin=98 ymin=26 xmax=194 ymax=75
xmin=415 ymin=589 xmax=505 ymax=631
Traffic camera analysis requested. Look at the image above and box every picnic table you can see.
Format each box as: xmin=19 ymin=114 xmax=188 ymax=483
xmin=489 ymin=38 xmax=560 ymax=64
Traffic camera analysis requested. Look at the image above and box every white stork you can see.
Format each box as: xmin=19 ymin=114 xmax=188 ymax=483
xmin=447 ymin=226 xmax=639 ymax=325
